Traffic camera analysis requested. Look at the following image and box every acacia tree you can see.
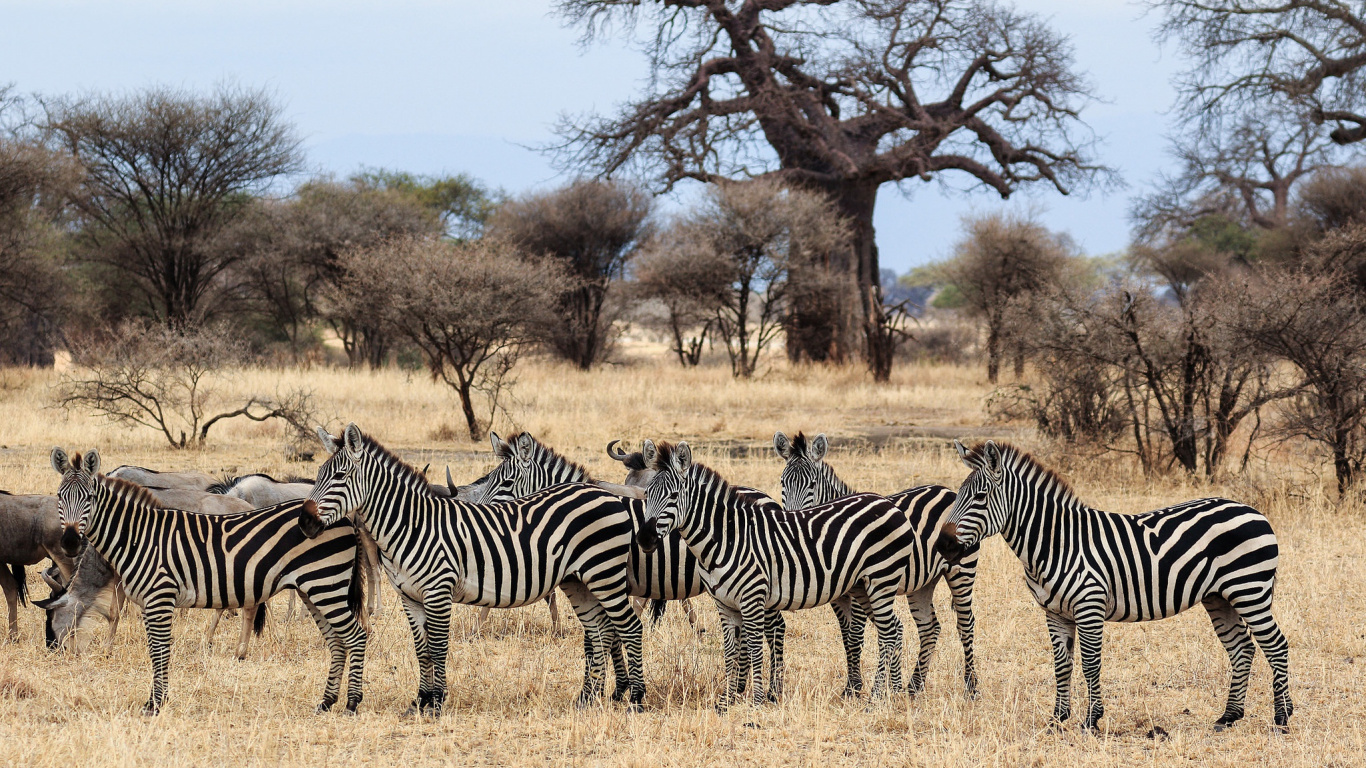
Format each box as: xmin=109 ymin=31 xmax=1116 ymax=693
xmin=556 ymin=0 xmax=1105 ymax=380
xmin=335 ymin=237 xmax=567 ymax=440
xmin=947 ymin=211 xmax=1069 ymax=383
xmin=488 ymin=180 xmax=653 ymax=369
xmin=1151 ymin=1 xmax=1366 ymax=145
xmin=633 ymin=232 xmax=729 ymax=367
xmin=44 ymin=85 xmax=303 ymax=327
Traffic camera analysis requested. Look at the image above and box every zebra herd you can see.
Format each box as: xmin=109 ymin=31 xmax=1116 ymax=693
xmin=26 ymin=424 xmax=1293 ymax=732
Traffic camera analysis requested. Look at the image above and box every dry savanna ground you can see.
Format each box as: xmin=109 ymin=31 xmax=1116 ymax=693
xmin=0 ymin=356 xmax=1362 ymax=766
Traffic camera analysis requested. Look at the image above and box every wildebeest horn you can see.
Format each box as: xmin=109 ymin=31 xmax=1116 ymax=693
xmin=446 ymin=466 xmax=456 ymax=495
xmin=41 ymin=566 xmax=63 ymax=592
xmin=607 ymin=440 xmax=629 ymax=463
xmin=421 ymin=463 xmax=431 ymax=479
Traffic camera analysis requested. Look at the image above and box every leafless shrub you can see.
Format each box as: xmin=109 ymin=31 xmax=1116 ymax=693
xmin=487 ymin=180 xmax=653 ymax=369
xmin=632 ymin=233 xmax=729 ymax=367
xmin=334 ymin=236 xmax=567 ymax=440
xmin=57 ymin=322 xmax=319 ymax=449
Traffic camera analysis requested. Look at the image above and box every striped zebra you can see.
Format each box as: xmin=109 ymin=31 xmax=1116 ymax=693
xmin=936 ymin=440 xmax=1293 ymax=731
xmin=299 ymin=424 xmax=646 ymax=714
xmin=638 ymin=440 xmax=919 ymax=709
xmin=469 ymin=432 xmax=708 ymax=631
xmin=50 ymin=447 xmax=368 ymax=715
xmin=774 ymin=431 xmax=979 ymax=698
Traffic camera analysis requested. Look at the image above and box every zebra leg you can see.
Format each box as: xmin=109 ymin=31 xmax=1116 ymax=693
xmin=859 ymin=589 xmax=905 ymax=700
xmin=1232 ymin=598 xmax=1293 ymax=729
xmin=299 ymin=595 xmax=345 ymax=713
xmin=560 ymin=580 xmax=611 ymax=707
xmin=141 ymin=595 xmax=176 ymax=715
xmin=946 ymin=566 xmax=979 ymax=697
xmin=1203 ymin=595 xmax=1254 ymax=730
xmin=906 ymin=584 xmax=940 ymax=695
xmin=594 ymin=590 xmax=646 ymax=709
xmin=830 ymin=595 xmax=865 ymax=697
xmin=398 ymin=593 xmax=434 ymax=714
xmin=1044 ymin=610 xmax=1076 ymax=725
xmin=715 ymin=603 xmax=743 ymax=713
xmin=420 ymin=590 xmax=454 ymax=716
xmin=764 ymin=610 xmax=785 ymax=703
xmin=742 ymin=603 xmax=767 ymax=708
xmin=1075 ymin=608 xmax=1105 ymax=730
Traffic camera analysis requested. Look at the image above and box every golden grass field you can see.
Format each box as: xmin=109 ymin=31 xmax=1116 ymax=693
xmin=0 ymin=355 xmax=1362 ymax=766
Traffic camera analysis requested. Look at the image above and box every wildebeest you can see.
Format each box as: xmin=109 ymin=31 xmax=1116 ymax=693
xmin=106 ymin=465 xmax=218 ymax=492
xmin=0 ymin=491 xmax=77 ymax=639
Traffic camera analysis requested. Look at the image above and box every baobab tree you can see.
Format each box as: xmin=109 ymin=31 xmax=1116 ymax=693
xmin=555 ymin=0 xmax=1106 ymax=380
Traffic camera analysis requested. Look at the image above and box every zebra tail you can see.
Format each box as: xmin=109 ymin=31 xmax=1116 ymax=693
xmin=649 ymin=598 xmax=667 ymax=625
xmin=347 ymin=544 xmax=366 ymax=621
xmin=253 ymin=602 xmax=268 ymax=636
xmin=10 ymin=564 xmax=26 ymax=606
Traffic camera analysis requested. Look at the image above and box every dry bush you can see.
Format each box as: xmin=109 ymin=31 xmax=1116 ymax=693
xmin=487 ymin=179 xmax=653 ymax=369
xmin=57 ymin=322 xmax=318 ymax=449
xmin=334 ymin=236 xmax=567 ymax=440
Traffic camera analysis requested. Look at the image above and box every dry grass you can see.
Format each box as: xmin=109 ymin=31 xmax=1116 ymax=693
xmin=0 ymin=356 xmax=1362 ymax=766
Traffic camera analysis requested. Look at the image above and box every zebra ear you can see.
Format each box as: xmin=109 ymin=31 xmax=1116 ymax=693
xmin=82 ymin=449 xmax=101 ymax=476
xmin=811 ymin=434 xmax=829 ymax=462
xmin=672 ymin=442 xmax=693 ymax=474
xmin=642 ymin=440 xmax=659 ymax=470
xmin=51 ymin=447 xmax=72 ymax=475
xmin=982 ymin=441 xmax=1002 ymax=474
xmin=515 ymin=432 xmax=535 ymax=460
xmin=773 ymin=432 xmax=791 ymax=459
xmin=316 ymin=427 xmax=338 ymax=453
xmin=343 ymin=423 xmax=364 ymax=457
xmin=953 ymin=439 xmax=978 ymax=469
xmin=490 ymin=432 xmax=513 ymax=460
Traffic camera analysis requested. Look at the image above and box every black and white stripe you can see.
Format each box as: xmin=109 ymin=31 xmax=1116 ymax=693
xmin=51 ymin=447 xmax=367 ymax=715
xmin=774 ymin=431 xmax=979 ymax=697
xmin=638 ymin=440 xmax=919 ymax=709
xmin=936 ymin=440 xmax=1293 ymax=731
xmin=300 ymin=423 xmax=646 ymax=714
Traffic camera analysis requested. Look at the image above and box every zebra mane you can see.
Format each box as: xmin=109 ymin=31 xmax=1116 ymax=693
xmin=968 ymin=441 xmax=1081 ymax=504
xmin=513 ymin=433 xmax=594 ymax=483
xmin=359 ymin=434 xmax=434 ymax=493
xmin=655 ymin=441 xmax=749 ymax=507
xmin=98 ymin=475 xmax=165 ymax=509
xmin=790 ymin=432 xmax=810 ymax=457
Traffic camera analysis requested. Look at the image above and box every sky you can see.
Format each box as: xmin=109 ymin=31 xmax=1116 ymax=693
xmin=0 ymin=0 xmax=1183 ymax=272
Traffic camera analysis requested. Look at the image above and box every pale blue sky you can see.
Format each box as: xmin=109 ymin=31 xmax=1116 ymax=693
xmin=1 ymin=0 xmax=1181 ymax=271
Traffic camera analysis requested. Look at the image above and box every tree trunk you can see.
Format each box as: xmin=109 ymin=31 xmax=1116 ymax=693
xmin=986 ymin=322 xmax=1001 ymax=384
xmin=458 ymin=378 xmax=482 ymax=441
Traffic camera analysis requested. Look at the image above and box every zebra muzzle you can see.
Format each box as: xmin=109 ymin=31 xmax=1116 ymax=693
xmin=298 ymin=499 xmax=325 ymax=539
xmin=60 ymin=525 xmax=82 ymax=557
xmin=935 ymin=522 xmax=966 ymax=563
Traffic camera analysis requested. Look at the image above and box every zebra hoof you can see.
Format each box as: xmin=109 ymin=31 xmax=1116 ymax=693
xmin=1213 ymin=723 xmax=1231 ymax=733
xmin=624 ymin=702 xmax=644 ymax=715
xmin=839 ymin=686 xmax=863 ymax=700
xmin=141 ymin=703 xmax=160 ymax=717
xmin=610 ymin=687 xmax=629 ymax=703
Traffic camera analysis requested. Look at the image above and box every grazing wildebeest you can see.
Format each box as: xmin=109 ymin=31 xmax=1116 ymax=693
xmin=106 ymin=465 xmax=218 ymax=492
xmin=0 ymin=491 xmax=77 ymax=639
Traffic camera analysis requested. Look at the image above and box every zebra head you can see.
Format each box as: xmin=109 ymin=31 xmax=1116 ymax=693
xmin=638 ymin=439 xmax=691 ymax=553
xmin=936 ymin=439 xmax=1007 ymax=563
xmin=774 ymin=431 xmax=831 ymax=509
xmin=50 ymin=447 xmax=100 ymax=558
xmin=301 ymin=423 xmax=370 ymax=538
xmin=469 ymin=432 xmax=546 ymax=503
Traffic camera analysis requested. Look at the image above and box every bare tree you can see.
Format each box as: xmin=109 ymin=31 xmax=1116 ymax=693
xmin=1132 ymin=106 xmax=1340 ymax=240
xmin=1230 ymin=265 xmax=1366 ymax=493
xmin=673 ymin=180 xmax=847 ymax=378
xmin=1150 ymin=1 xmax=1366 ymax=145
xmin=334 ymin=237 xmax=567 ymax=440
xmin=555 ymin=0 xmax=1107 ymax=381
xmin=633 ymin=231 xmax=729 ymax=367
xmin=58 ymin=322 xmax=317 ymax=449
xmin=946 ymin=211 xmax=1070 ymax=383
xmin=1295 ymin=164 xmax=1366 ymax=234
xmin=236 ymin=176 xmax=442 ymax=364
xmin=43 ymin=85 xmax=303 ymax=327
xmin=488 ymin=180 xmax=653 ymax=369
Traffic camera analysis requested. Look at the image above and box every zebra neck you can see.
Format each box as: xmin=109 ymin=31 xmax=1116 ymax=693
xmin=997 ymin=479 xmax=1089 ymax=563
xmin=674 ymin=469 xmax=743 ymax=569
xmin=820 ymin=466 xmax=853 ymax=504
xmin=356 ymin=455 xmax=442 ymax=553
xmin=86 ymin=481 xmax=145 ymax=562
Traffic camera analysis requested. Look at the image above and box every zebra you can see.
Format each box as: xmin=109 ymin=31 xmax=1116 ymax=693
xmin=773 ymin=431 xmax=979 ymax=697
xmin=935 ymin=440 xmax=1293 ymax=731
xmin=468 ymin=432 xmax=708 ymax=634
xmin=298 ymin=423 xmax=647 ymax=714
xmin=50 ymin=447 xmax=368 ymax=715
xmin=638 ymin=439 xmax=919 ymax=709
